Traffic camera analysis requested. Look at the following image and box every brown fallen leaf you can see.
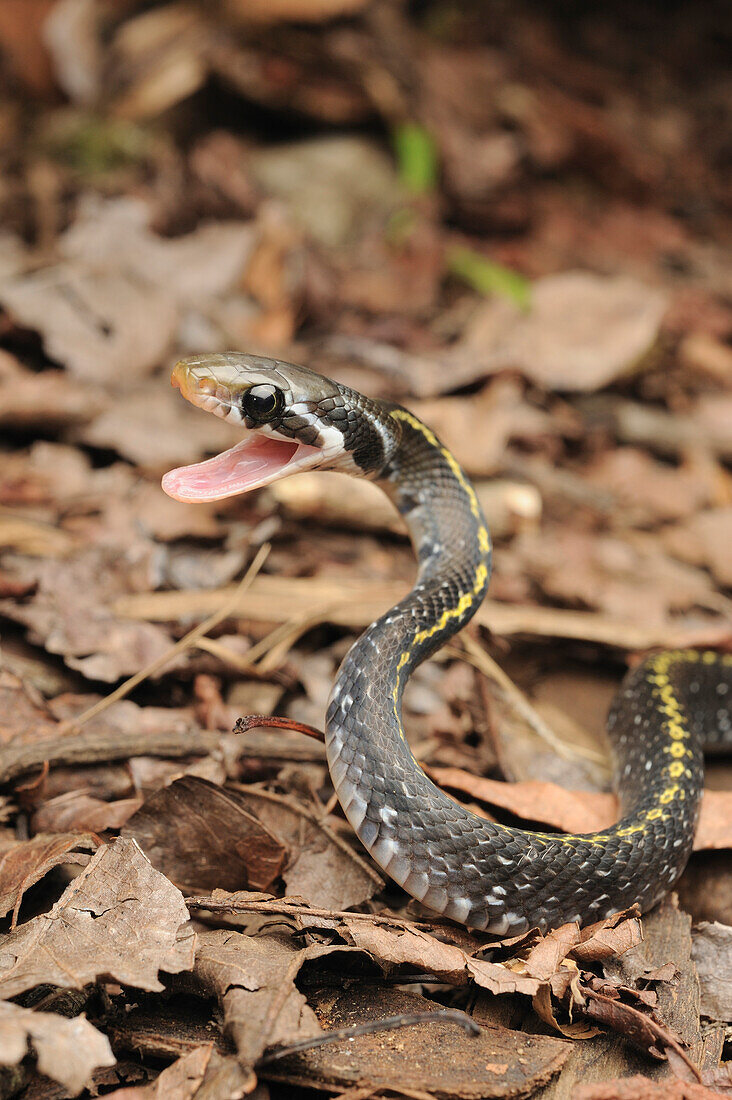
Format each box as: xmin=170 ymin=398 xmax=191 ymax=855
xmin=0 ymin=261 xmax=177 ymax=382
xmin=454 ymin=271 xmax=667 ymax=392
xmin=690 ymin=923 xmax=732 ymax=1023
xmin=31 ymin=791 xmax=143 ymax=834
xmin=193 ymin=928 xmax=323 ymax=1067
xmin=0 ymin=547 xmax=175 ymax=682
xmin=231 ymin=786 xmax=382 ymax=910
xmin=0 ymin=832 xmax=98 ymax=926
xmin=0 ymin=668 xmax=59 ymax=746
xmin=585 ymin=448 xmax=712 ymax=524
xmin=0 ymin=1001 xmax=115 ymax=1096
xmin=104 ymin=1044 xmax=253 ymax=1099
xmin=265 ymin=982 xmax=571 ymax=1099
xmin=0 ymin=837 xmax=195 ymax=999
xmin=122 ymin=776 xmax=287 ymax=895
xmin=335 ymin=914 xmax=542 ymax=998
xmin=429 ymin=767 xmax=732 ymax=853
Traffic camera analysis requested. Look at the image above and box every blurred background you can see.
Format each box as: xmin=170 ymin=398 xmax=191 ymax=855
xmin=1 ymin=0 xmax=731 ymax=916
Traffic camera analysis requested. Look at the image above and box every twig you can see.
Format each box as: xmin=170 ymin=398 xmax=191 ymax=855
xmin=234 ymin=714 xmax=325 ymax=743
xmin=185 ymin=895 xmax=443 ymax=934
xmin=71 ymin=545 xmax=270 ymax=728
xmin=257 ymin=1009 xmax=480 ymax=1066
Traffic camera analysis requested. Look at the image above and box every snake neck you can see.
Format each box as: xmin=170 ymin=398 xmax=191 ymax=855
xmin=324 ymin=407 xmax=495 ymax=919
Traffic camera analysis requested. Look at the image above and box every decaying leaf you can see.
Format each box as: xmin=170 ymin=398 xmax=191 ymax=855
xmin=103 ymin=1044 xmax=253 ymax=1099
xmin=31 ymin=790 xmax=144 ymax=834
xmin=193 ymin=927 xmax=323 ymax=1066
xmin=122 ymin=776 xmax=287 ymax=894
xmin=0 ymin=1000 xmax=115 ymax=1096
xmin=0 ymin=831 xmax=98 ymax=925
xmin=691 ymin=922 xmax=732 ymax=1023
xmin=455 ymin=271 xmax=667 ymax=391
xmin=232 ymin=786 xmax=382 ymax=910
xmin=0 ymin=838 xmax=195 ymax=998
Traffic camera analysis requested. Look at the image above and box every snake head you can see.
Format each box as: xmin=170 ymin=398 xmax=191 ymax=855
xmin=162 ymin=352 xmax=393 ymax=502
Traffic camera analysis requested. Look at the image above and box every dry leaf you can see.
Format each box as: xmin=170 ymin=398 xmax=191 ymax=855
xmin=103 ymin=1045 xmax=253 ymax=1099
xmin=0 ymin=1001 xmax=115 ymax=1095
xmin=691 ymin=922 xmax=732 ymax=1023
xmin=0 ymin=832 xmax=98 ymax=924
xmin=31 ymin=791 xmax=143 ymax=834
xmin=0 ymin=837 xmax=195 ymax=998
xmin=122 ymin=776 xmax=287 ymax=894
xmin=0 ymin=668 xmax=59 ymax=746
xmin=232 ymin=786 xmax=382 ymax=910
xmin=663 ymin=507 xmax=732 ymax=588
xmin=457 ymin=271 xmax=667 ymax=391
xmin=193 ymin=927 xmax=323 ymax=1066
xmin=0 ymin=547 xmax=174 ymax=682
xmin=576 ymin=1077 xmax=728 ymax=1100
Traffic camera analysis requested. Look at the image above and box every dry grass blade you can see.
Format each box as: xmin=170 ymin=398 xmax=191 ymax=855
xmin=451 ymin=634 xmax=607 ymax=764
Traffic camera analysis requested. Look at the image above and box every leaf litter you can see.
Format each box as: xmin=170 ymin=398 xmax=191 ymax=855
xmin=0 ymin=2 xmax=731 ymax=1097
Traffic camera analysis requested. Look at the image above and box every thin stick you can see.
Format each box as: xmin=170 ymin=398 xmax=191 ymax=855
xmin=234 ymin=715 xmax=325 ymax=743
xmin=450 ymin=635 xmax=606 ymax=765
xmin=72 ymin=544 xmax=271 ymax=728
xmin=257 ymin=1009 xmax=480 ymax=1066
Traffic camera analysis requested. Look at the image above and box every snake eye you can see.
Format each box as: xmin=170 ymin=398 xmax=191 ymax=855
xmin=241 ymin=384 xmax=284 ymax=423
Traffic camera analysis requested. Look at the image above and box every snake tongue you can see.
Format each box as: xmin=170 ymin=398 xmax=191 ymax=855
xmin=162 ymin=434 xmax=312 ymax=502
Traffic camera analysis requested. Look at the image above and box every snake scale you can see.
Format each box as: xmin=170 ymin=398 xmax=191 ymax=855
xmin=163 ymin=352 xmax=732 ymax=935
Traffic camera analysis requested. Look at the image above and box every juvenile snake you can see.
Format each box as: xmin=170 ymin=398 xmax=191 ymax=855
xmin=163 ymin=352 xmax=732 ymax=935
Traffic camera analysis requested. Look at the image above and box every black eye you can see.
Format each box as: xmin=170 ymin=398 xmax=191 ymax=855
xmin=241 ymin=384 xmax=284 ymax=422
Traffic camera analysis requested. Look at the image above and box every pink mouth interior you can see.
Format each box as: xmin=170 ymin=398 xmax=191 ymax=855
xmin=162 ymin=435 xmax=309 ymax=502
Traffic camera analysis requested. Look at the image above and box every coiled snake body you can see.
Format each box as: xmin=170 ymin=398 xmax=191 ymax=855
xmin=163 ymin=352 xmax=732 ymax=935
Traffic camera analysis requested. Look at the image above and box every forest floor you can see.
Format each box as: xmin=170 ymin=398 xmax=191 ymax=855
xmin=0 ymin=1 xmax=731 ymax=1097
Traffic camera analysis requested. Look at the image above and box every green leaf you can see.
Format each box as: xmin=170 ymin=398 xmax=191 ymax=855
xmin=448 ymin=246 xmax=531 ymax=310
xmin=392 ymin=123 xmax=439 ymax=195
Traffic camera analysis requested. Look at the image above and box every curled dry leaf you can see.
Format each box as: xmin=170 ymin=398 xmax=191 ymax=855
xmin=193 ymin=928 xmax=323 ymax=1067
xmin=122 ymin=776 xmax=287 ymax=895
xmin=232 ymin=786 xmax=382 ymax=911
xmin=0 ymin=831 xmax=98 ymax=925
xmin=103 ymin=1045 xmax=253 ymax=1100
xmin=0 ymin=1001 xmax=115 ymax=1096
xmin=0 ymin=837 xmax=195 ymax=998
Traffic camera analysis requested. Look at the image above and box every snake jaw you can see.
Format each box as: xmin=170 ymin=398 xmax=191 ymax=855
xmin=164 ymin=358 xmax=325 ymax=501
xmin=162 ymin=433 xmax=323 ymax=503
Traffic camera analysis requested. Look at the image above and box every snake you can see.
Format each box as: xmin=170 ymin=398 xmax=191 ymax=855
xmin=163 ymin=352 xmax=732 ymax=935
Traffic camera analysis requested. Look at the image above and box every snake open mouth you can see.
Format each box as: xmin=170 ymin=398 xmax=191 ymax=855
xmin=162 ymin=435 xmax=322 ymax=502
